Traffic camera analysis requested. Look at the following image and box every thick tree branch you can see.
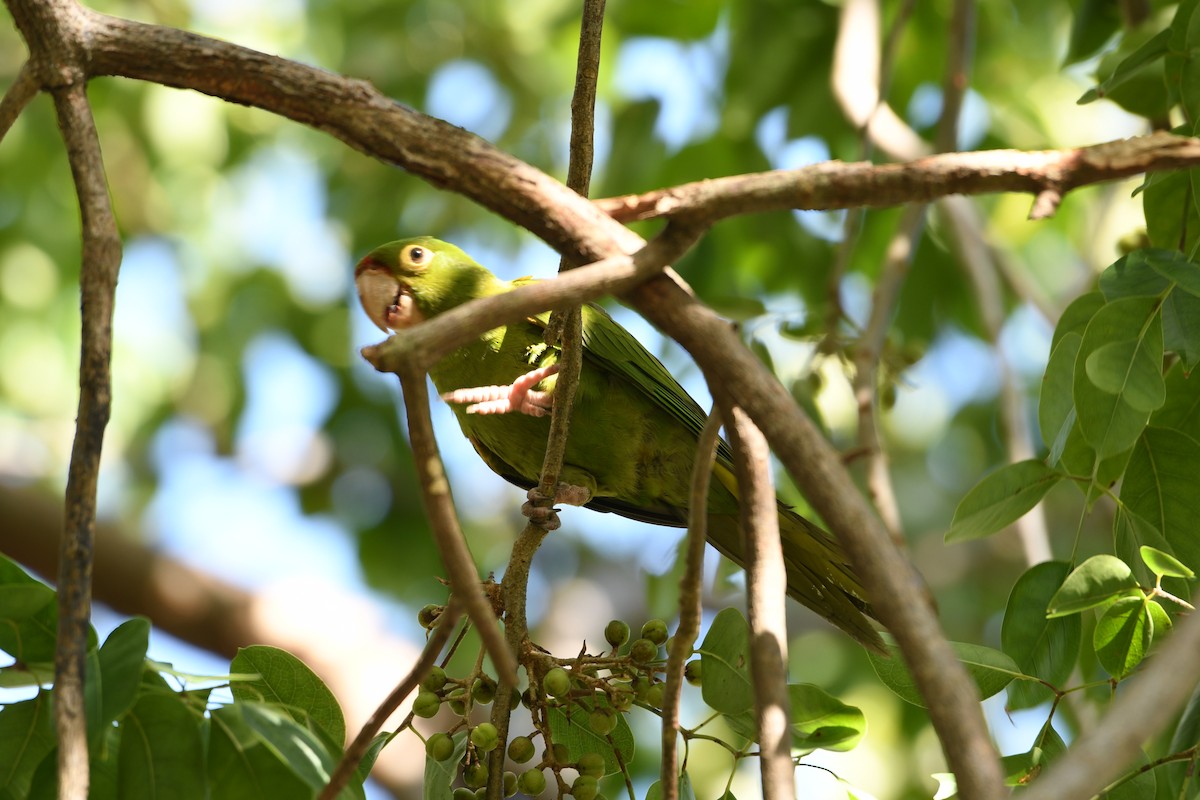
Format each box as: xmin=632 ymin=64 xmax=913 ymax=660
xmin=660 ymin=407 xmax=722 ymax=800
xmin=723 ymin=403 xmax=793 ymax=800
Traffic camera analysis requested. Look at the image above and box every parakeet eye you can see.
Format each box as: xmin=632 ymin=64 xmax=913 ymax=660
xmin=402 ymin=244 xmax=433 ymax=270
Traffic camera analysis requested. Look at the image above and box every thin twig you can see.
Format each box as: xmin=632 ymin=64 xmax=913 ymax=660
xmin=661 ymin=407 xmax=722 ymax=800
xmin=51 ymin=80 xmax=123 ymax=800
xmin=320 ymin=599 xmax=463 ymax=799
xmin=396 ymin=368 xmax=518 ymax=686
xmin=1020 ymin=589 xmax=1200 ymax=800
xmin=722 ymin=403 xmax=792 ymax=800
xmin=0 ymin=62 xmax=38 ymax=143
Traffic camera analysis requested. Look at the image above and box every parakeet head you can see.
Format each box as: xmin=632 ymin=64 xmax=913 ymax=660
xmin=354 ymin=237 xmax=496 ymax=332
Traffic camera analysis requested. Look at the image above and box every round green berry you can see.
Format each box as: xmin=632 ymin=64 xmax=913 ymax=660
xmin=543 ymin=667 xmax=571 ymax=698
xmin=446 ymin=687 xmax=467 ymax=716
xmin=629 ymin=638 xmax=657 ymax=663
xmin=421 ymin=665 xmax=447 ymax=693
xmin=452 ymin=788 xmax=475 ymax=800
xmin=463 ymin=762 xmax=489 ymax=789
xmin=412 ymin=690 xmax=441 ymax=718
xmin=572 ymin=774 xmax=599 ymax=800
xmin=507 ymin=735 xmax=535 ymax=763
xmin=471 ymin=676 xmax=496 ymax=705
xmin=609 ymin=686 xmax=634 ymax=712
xmin=426 ymin=732 xmax=455 ymax=761
xmin=509 ymin=687 xmax=522 ymax=708
xmin=520 ymin=688 xmax=535 ymax=709
xmin=640 ymin=619 xmax=669 ymax=645
xmin=503 ymin=771 xmax=518 ymax=797
xmin=577 ymin=752 xmax=605 ymax=778
xmin=417 ymin=604 xmax=442 ymax=629
xmin=604 ymin=619 xmax=630 ymax=649
xmin=470 ymin=722 xmax=499 ymax=752
xmin=644 ymin=682 xmax=666 ymax=709
xmin=588 ymin=708 xmax=617 ymax=736
xmin=684 ymin=660 xmax=703 ymax=686
xmin=518 ymin=768 xmax=547 ymax=795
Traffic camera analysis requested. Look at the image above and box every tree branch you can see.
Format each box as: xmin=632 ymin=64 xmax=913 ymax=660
xmin=660 ymin=407 xmax=722 ymax=799
xmin=723 ymin=403 xmax=793 ymax=800
xmin=0 ymin=62 xmax=38 ymax=142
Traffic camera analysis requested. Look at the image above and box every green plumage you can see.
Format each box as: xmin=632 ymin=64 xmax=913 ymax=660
xmin=355 ymin=236 xmax=882 ymax=650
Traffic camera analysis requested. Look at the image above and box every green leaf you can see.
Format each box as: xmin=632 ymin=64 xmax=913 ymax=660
xmin=1143 ymin=171 xmax=1200 ymax=252
xmin=207 ymin=706 xmax=313 ymax=800
xmin=1114 ymin=508 xmax=1176 ymax=586
xmin=1047 ymin=555 xmax=1140 ymax=616
xmin=1052 ymin=292 xmax=1106 ymax=350
xmin=230 ymin=645 xmax=346 ymax=748
xmin=547 ymin=701 xmax=635 ymax=776
xmin=868 ymin=638 xmax=1020 ymax=707
xmin=1164 ymin=683 xmax=1200 ymax=800
xmin=239 ymin=701 xmax=337 ymax=792
xmin=1098 ymin=251 xmax=1170 ymax=300
xmin=118 ymin=690 xmax=206 ymax=800
xmin=1084 ymin=338 xmax=1166 ymax=412
xmin=1074 ymin=296 xmax=1161 ymax=457
xmin=1003 ymin=719 xmax=1068 ymax=786
xmin=1040 ymin=332 xmax=1082 ymax=462
xmin=721 ymin=683 xmax=865 ymax=754
xmin=1102 ymin=750 xmax=1158 ymax=800
xmin=423 ymin=731 xmax=468 ymax=800
xmin=945 ymin=460 xmax=1061 ymax=542
xmin=97 ymin=618 xmax=151 ymax=729
xmin=1065 ymin=0 xmax=1122 ymax=66
xmin=1140 ymin=545 xmax=1196 ymax=578
xmin=1094 ymin=595 xmax=1152 ymax=679
xmin=1162 ymin=289 xmax=1200 ymax=372
xmin=1001 ymin=562 xmax=1081 ymax=710
xmin=1121 ymin=426 xmax=1200 ymax=574
xmin=698 ymin=607 xmax=753 ymax=714
xmin=1079 ymin=28 xmax=1170 ymax=103
xmin=1146 ymin=250 xmax=1200 ymax=298
xmin=1152 ymin=362 xmax=1200 ymax=438
xmin=0 ymin=693 xmax=54 ymax=799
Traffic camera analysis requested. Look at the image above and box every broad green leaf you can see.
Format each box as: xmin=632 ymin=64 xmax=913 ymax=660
xmin=230 ymin=645 xmax=346 ymax=748
xmin=1163 ymin=289 xmax=1200 ymax=372
xmin=422 ymin=731 xmax=468 ymax=800
xmin=1078 ymin=28 xmax=1169 ymax=103
xmin=1039 ymin=333 xmax=1081 ymax=462
xmin=207 ymin=706 xmax=312 ymax=800
xmin=721 ymin=683 xmax=865 ymax=754
xmin=118 ymin=690 xmax=206 ymax=800
xmin=1001 ymin=562 xmax=1081 ymax=710
xmin=97 ymin=618 xmax=151 ymax=729
xmin=1064 ymin=0 xmax=1122 ymax=66
xmin=1102 ymin=750 xmax=1157 ymax=800
xmin=1164 ymin=683 xmax=1200 ymax=800
xmin=868 ymin=638 xmax=1020 ymax=707
xmin=698 ymin=607 xmax=752 ymax=714
xmin=1141 ymin=545 xmax=1195 ymax=578
xmin=1084 ymin=338 xmax=1166 ymax=412
xmin=0 ymin=693 xmax=54 ymax=799
xmin=1003 ymin=719 xmax=1068 ymax=786
xmin=1057 ymin=422 xmax=1132 ymax=502
xmin=1074 ymin=296 xmax=1161 ymax=457
xmin=1114 ymin=508 xmax=1176 ymax=586
xmin=547 ymin=701 xmax=635 ymax=775
xmin=1142 ymin=171 xmax=1200 ymax=252
xmin=1121 ymin=426 xmax=1200 ymax=574
xmin=1047 ymin=555 xmax=1139 ymax=616
xmin=1051 ymin=292 xmax=1105 ymax=349
xmin=1152 ymin=362 xmax=1200 ymax=438
xmin=240 ymin=701 xmax=337 ymax=792
xmin=1146 ymin=597 xmax=1173 ymax=634
xmin=1094 ymin=596 xmax=1152 ymax=679
xmin=645 ymin=777 xmax=698 ymax=800
xmin=1146 ymin=249 xmax=1200 ymax=297
xmin=946 ymin=460 xmax=1061 ymax=543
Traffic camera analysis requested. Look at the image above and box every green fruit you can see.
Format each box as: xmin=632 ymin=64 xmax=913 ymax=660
xmin=507 ymin=735 xmax=535 ymax=763
xmin=577 ymin=752 xmax=605 ymax=778
xmin=421 ymin=665 xmax=447 ymax=693
xmin=447 ymin=687 xmax=467 ymax=716
xmin=610 ymin=686 xmax=634 ymax=712
xmin=418 ymin=604 xmax=442 ymax=629
xmin=470 ymin=722 xmax=499 ymax=752
xmin=588 ymin=708 xmax=617 ymax=736
xmin=463 ymin=762 xmax=489 ymax=788
xmin=520 ymin=688 xmax=535 ymax=709
xmin=474 ymin=790 xmax=487 ymax=800
xmin=550 ymin=743 xmax=570 ymax=764
xmin=644 ymin=683 xmax=665 ymax=709
xmin=572 ymin=775 xmax=599 ymax=800
xmin=629 ymin=638 xmax=657 ymax=663
xmin=640 ymin=619 xmax=668 ymax=645
xmin=604 ymin=619 xmax=630 ymax=648
xmin=452 ymin=788 xmax=476 ymax=800
xmin=509 ymin=687 xmax=522 ymax=708
xmin=518 ymin=768 xmax=547 ymax=795
xmin=426 ymin=732 xmax=455 ymax=761
xmin=412 ymin=690 xmax=441 ymax=718
xmin=543 ymin=667 xmax=571 ymax=698
xmin=472 ymin=676 xmax=496 ymax=705
xmin=684 ymin=660 xmax=702 ymax=686
xmin=503 ymin=771 xmax=518 ymax=797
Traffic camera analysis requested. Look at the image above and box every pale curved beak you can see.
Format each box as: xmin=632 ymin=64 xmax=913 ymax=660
xmin=355 ymin=259 xmax=400 ymax=333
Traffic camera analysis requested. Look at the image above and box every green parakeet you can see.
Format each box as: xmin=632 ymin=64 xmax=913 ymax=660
xmin=355 ymin=236 xmax=882 ymax=650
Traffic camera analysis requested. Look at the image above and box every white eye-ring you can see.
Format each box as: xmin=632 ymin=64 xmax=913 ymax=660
xmin=402 ymin=244 xmax=433 ymax=270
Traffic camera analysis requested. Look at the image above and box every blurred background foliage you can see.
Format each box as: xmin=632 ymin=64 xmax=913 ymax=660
xmin=0 ymin=0 xmax=1165 ymax=796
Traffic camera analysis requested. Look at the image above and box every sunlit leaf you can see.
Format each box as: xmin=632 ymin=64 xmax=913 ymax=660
xmin=946 ymin=460 xmax=1061 ymax=542
xmin=1121 ymin=426 xmax=1200 ymax=575
xmin=547 ymin=701 xmax=635 ymax=776
xmin=1094 ymin=596 xmax=1152 ymax=679
xmin=868 ymin=638 xmax=1020 ymax=707
xmin=1140 ymin=545 xmax=1196 ymax=578
xmin=1047 ymin=555 xmax=1139 ymax=617
xmin=230 ymin=645 xmax=346 ymax=748
xmin=698 ymin=607 xmax=753 ymax=715
xmin=422 ymin=731 xmax=468 ymax=800
xmin=1001 ymin=562 xmax=1080 ymax=709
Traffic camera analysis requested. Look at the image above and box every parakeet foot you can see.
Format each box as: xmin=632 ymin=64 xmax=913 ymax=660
xmin=441 ymin=365 xmax=559 ymax=417
xmin=521 ymin=483 xmax=593 ymax=531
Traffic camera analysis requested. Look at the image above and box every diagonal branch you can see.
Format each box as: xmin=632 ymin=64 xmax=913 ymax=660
xmin=0 ymin=62 xmax=38 ymax=143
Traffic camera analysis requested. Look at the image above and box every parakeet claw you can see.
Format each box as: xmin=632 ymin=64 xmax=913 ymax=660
xmin=442 ymin=365 xmax=559 ymax=416
xmin=521 ymin=483 xmax=593 ymax=531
